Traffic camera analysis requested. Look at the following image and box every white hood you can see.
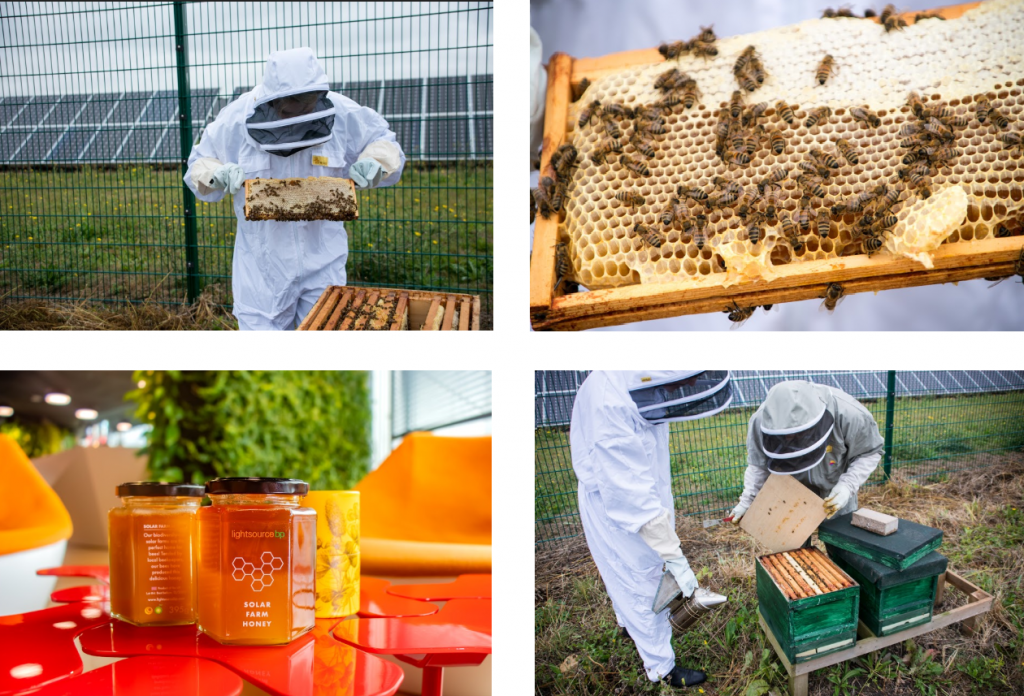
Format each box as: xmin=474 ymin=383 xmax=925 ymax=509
xmin=252 ymin=47 xmax=330 ymax=106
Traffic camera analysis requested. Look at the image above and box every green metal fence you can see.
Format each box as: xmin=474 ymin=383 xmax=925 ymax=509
xmin=0 ymin=2 xmax=493 ymax=326
xmin=535 ymin=370 xmax=1024 ymax=546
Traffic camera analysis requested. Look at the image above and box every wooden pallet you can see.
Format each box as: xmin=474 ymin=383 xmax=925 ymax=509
xmin=297 ymin=285 xmax=480 ymax=331
xmin=759 ymin=570 xmax=993 ymax=696
xmin=527 ymin=2 xmax=1021 ymax=331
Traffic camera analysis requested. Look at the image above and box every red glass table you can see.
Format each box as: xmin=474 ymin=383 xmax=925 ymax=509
xmin=0 ymin=567 xmax=491 ymax=696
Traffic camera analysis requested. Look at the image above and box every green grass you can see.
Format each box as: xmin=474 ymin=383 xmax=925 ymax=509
xmin=0 ymin=161 xmax=493 ymax=326
xmin=536 ymin=391 xmax=1024 ymax=544
xmin=535 ymin=458 xmax=1024 ymax=696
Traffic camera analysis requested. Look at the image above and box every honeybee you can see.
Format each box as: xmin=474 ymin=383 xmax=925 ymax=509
xmin=731 ymin=131 xmax=747 ymax=152
xmin=746 ymin=215 xmax=764 ymax=245
xmin=640 ymin=120 xmax=667 ymax=135
xmin=914 ymin=11 xmax=944 ymax=22
xmin=657 ymin=94 xmax=682 ymax=109
xmin=899 ymin=123 xmax=922 ymax=137
xmin=724 ymin=300 xmax=756 ymax=326
xmin=757 ymin=167 xmax=789 ymax=194
xmin=552 ymin=143 xmax=578 ymax=179
xmin=725 ymin=150 xmax=752 ymax=166
xmin=698 ymin=25 xmax=716 ymax=43
xmin=876 ymin=212 xmax=898 ymax=229
xmin=532 ymin=181 xmax=553 ymax=218
xmin=622 ymin=155 xmax=651 ymax=177
xmin=795 ymin=198 xmax=813 ymax=231
xmin=615 ymin=189 xmax=645 ymax=208
xmin=658 ymin=41 xmax=687 ymax=59
xmin=749 ymin=102 xmax=769 ymax=120
xmin=942 ymin=114 xmax=970 ymax=128
xmin=797 ymin=160 xmax=827 ymax=179
xmin=738 ymin=73 xmax=759 ymax=93
xmin=1000 ymin=132 xmax=1023 ymax=153
xmin=815 ymin=55 xmax=835 ymax=85
xmin=862 ymin=235 xmax=883 ymax=256
xmin=692 ymin=42 xmax=718 ymax=59
xmin=765 ymin=127 xmax=785 ymax=155
xmin=682 ymin=79 xmax=700 ymax=109
xmin=763 ymin=188 xmax=779 ymax=220
xmin=634 ymin=223 xmax=663 ymax=249
xmin=750 ymin=55 xmax=767 ymax=85
xmin=571 ymin=78 xmax=591 ymax=103
xmin=901 ymin=149 xmax=925 ymax=166
xmin=694 ymin=213 xmax=709 ymax=249
xmin=679 ymin=185 xmax=708 ymax=202
xmin=554 ymin=242 xmax=573 ymax=292
xmin=579 ymin=100 xmax=601 ymax=128
xmin=821 ymin=282 xmax=845 ymax=312
xmin=816 ymin=209 xmax=832 ymax=237
xmin=874 ymin=186 xmax=901 ymax=211
xmin=797 ymin=174 xmax=826 ymax=199
xmin=823 ymin=6 xmax=856 ymax=18
xmin=924 ymin=117 xmax=953 ymax=139
xmin=995 ymin=224 xmax=1012 ymax=237
xmin=715 ymin=186 xmax=741 ymax=209
xmin=975 ymin=95 xmax=992 ymax=124
xmin=549 ymin=180 xmax=565 ymax=213
xmin=908 ymin=91 xmax=927 ymax=118
xmin=775 ymin=100 xmax=796 ymax=125
xmin=834 ymin=138 xmax=859 ymax=166
xmin=989 ymin=108 xmax=1009 ymax=130
xmin=850 ymin=106 xmax=881 ymax=128
xmin=805 ymin=106 xmax=832 ymax=128
xmin=904 ymin=162 xmax=933 ymax=187
xmin=631 ymin=132 xmax=657 ymax=159
xmin=730 ymin=91 xmax=744 ymax=119
xmin=590 ymin=138 xmax=621 ymax=165
xmin=734 ymin=49 xmax=754 ymax=76
xmin=884 ymin=13 xmax=907 ymax=32
xmin=655 ymin=68 xmax=682 ymax=91
xmin=932 ymin=146 xmax=962 ymax=162
xmin=602 ymin=103 xmax=631 ymax=121
xmin=530 ymin=187 xmax=537 ymax=223
xmin=604 ymin=119 xmax=622 ymax=140
xmin=780 ymin=211 xmax=803 ymax=251
xmin=810 ymin=148 xmax=840 ymax=169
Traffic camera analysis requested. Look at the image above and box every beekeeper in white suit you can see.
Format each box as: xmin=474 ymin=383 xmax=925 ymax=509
xmin=570 ymin=370 xmax=733 ymax=689
xmin=184 ymin=47 xmax=405 ymax=330
xmin=727 ymin=381 xmax=885 ymax=525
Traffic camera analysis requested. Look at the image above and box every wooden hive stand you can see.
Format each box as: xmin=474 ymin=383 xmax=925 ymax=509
xmin=528 ymin=2 xmax=1023 ymax=331
xmin=759 ymin=570 xmax=993 ymax=696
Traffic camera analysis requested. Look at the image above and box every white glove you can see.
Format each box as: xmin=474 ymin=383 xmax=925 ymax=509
xmin=637 ymin=510 xmax=683 ymax=561
xmin=350 ymin=158 xmax=384 ymax=189
xmin=823 ymin=485 xmax=852 ymax=518
xmin=211 ymin=163 xmax=245 ymax=194
xmin=666 ymin=557 xmax=698 ymax=598
xmin=726 ymin=501 xmax=750 ymax=524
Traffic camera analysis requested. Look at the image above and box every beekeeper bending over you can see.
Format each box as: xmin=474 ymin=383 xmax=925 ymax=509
xmin=570 ymin=371 xmax=733 ymax=690
xmin=727 ymin=381 xmax=884 ymax=525
xmin=185 ymin=47 xmax=405 ymax=330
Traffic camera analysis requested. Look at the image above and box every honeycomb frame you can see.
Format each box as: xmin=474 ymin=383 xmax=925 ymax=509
xmin=529 ymin=0 xmax=1024 ymax=330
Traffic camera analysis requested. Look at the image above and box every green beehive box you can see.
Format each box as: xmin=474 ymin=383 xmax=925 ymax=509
xmin=828 ymin=545 xmax=948 ymax=636
xmin=818 ymin=513 xmax=943 ymax=571
xmin=756 ymin=554 xmax=860 ymax=664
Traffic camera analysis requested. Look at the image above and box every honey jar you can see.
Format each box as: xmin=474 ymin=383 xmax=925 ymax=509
xmin=197 ymin=477 xmax=316 ymax=645
xmin=108 ymin=482 xmax=204 ymax=626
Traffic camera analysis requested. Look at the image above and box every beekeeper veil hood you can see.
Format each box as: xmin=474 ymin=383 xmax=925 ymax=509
xmin=246 ymin=48 xmax=335 ymax=157
xmin=758 ymin=382 xmax=835 ymax=475
xmin=626 ymin=371 xmax=733 ymax=423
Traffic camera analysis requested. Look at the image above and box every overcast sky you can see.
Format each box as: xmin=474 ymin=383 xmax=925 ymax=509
xmin=1 ymin=1 xmax=493 ymax=97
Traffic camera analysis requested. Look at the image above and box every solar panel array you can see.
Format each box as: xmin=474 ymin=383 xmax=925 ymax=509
xmin=0 ymin=75 xmax=492 ymax=165
xmin=534 ymin=370 xmax=1024 ymax=427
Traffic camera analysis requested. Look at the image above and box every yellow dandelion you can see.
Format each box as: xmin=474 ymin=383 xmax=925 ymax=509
xmin=415 ymin=231 xmax=421 ymax=237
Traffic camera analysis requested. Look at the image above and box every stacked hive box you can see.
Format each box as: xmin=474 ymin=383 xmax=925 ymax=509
xmin=756 ymin=548 xmax=860 ymax=663
xmin=820 ymin=513 xmax=946 ymax=637
xmin=297 ymin=286 xmax=480 ymax=331
xmin=558 ymin=0 xmax=1024 ymax=291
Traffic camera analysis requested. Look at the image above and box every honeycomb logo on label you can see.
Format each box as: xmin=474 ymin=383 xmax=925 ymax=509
xmin=232 ymin=552 xmax=285 ymax=592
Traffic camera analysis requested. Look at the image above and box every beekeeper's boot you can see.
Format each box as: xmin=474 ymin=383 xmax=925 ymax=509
xmin=662 ymin=664 xmax=706 ymax=689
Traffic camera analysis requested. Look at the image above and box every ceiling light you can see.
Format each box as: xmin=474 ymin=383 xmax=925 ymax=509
xmin=0 ymin=406 xmax=13 ymax=417
xmin=75 ymin=409 xmax=98 ymax=420
xmin=137 ymin=380 xmax=147 ymax=388
xmin=116 ymin=422 xmax=133 ymax=432
xmin=45 ymin=393 xmax=72 ymax=406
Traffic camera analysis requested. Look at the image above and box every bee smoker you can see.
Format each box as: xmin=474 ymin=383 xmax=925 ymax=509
xmin=653 ymin=572 xmax=728 ymax=636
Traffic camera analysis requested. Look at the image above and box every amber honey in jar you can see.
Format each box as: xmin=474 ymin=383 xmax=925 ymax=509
xmin=108 ymin=482 xmax=204 ymax=626
xmin=197 ymin=477 xmax=316 ymax=645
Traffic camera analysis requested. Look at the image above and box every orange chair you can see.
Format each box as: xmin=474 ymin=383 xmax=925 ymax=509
xmin=0 ymin=434 xmax=73 ymax=615
xmin=355 ymin=433 xmax=490 ymax=576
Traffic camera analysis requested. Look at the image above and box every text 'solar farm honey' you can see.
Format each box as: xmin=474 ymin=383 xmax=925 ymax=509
xmin=108 ymin=482 xmax=204 ymax=626
xmin=197 ymin=478 xmax=316 ymax=645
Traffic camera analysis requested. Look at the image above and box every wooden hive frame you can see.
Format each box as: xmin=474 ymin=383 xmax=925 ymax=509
xmin=297 ymin=286 xmax=481 ymax=331
xmin=529 ymin=2 xmax=1023 ymax=330
xmin=244 ymin=176 xmax=358 ymax=221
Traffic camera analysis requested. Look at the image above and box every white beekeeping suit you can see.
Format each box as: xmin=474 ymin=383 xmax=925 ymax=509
xmin=569 ymin=370 xmax=732 ymax=688
xmin=729 ymin=381 xmax=885 ymax=525
xmin=184 ymin=47 xmax=406 ymax=330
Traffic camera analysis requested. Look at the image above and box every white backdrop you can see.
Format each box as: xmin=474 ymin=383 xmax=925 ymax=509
xmin=529 ymin=0 xmax=1024 ymax=331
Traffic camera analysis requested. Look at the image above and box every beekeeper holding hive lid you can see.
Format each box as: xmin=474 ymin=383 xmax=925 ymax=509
xmin=184 ymin=47 xmax=405 ymax=331
xmin=570 ymin=370 xmax=733 ymax=689
xmin=727 ymin=381 xmax=884 ymax=525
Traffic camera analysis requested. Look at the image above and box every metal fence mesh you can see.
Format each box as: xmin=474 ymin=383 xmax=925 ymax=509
xmin=536 ymin=370 xmax=1024 ymax=546
xmin=1 ymin=1 xmax=493 ymax=326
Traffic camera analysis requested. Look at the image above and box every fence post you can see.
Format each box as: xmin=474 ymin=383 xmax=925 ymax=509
xmin=882 ymin=370 xmax=896 ymax=482
xmin=173 ymin=1 xmax=199 ymax=303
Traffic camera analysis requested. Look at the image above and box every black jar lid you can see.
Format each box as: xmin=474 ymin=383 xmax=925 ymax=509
xmin=116 ymin=481 xmax=205 ymax=497
xmin=205 ymin=477 xmax=309 ymax=495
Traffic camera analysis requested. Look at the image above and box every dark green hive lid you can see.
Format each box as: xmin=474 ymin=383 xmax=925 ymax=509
xmin=818 ymin=512 xmax=943 ymax=571
xmin=827 ymin=545 xmax=948 ymax=588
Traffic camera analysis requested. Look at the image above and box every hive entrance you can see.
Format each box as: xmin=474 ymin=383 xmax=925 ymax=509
xmin=557 ymin=0 xmax=1024 ymax=296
